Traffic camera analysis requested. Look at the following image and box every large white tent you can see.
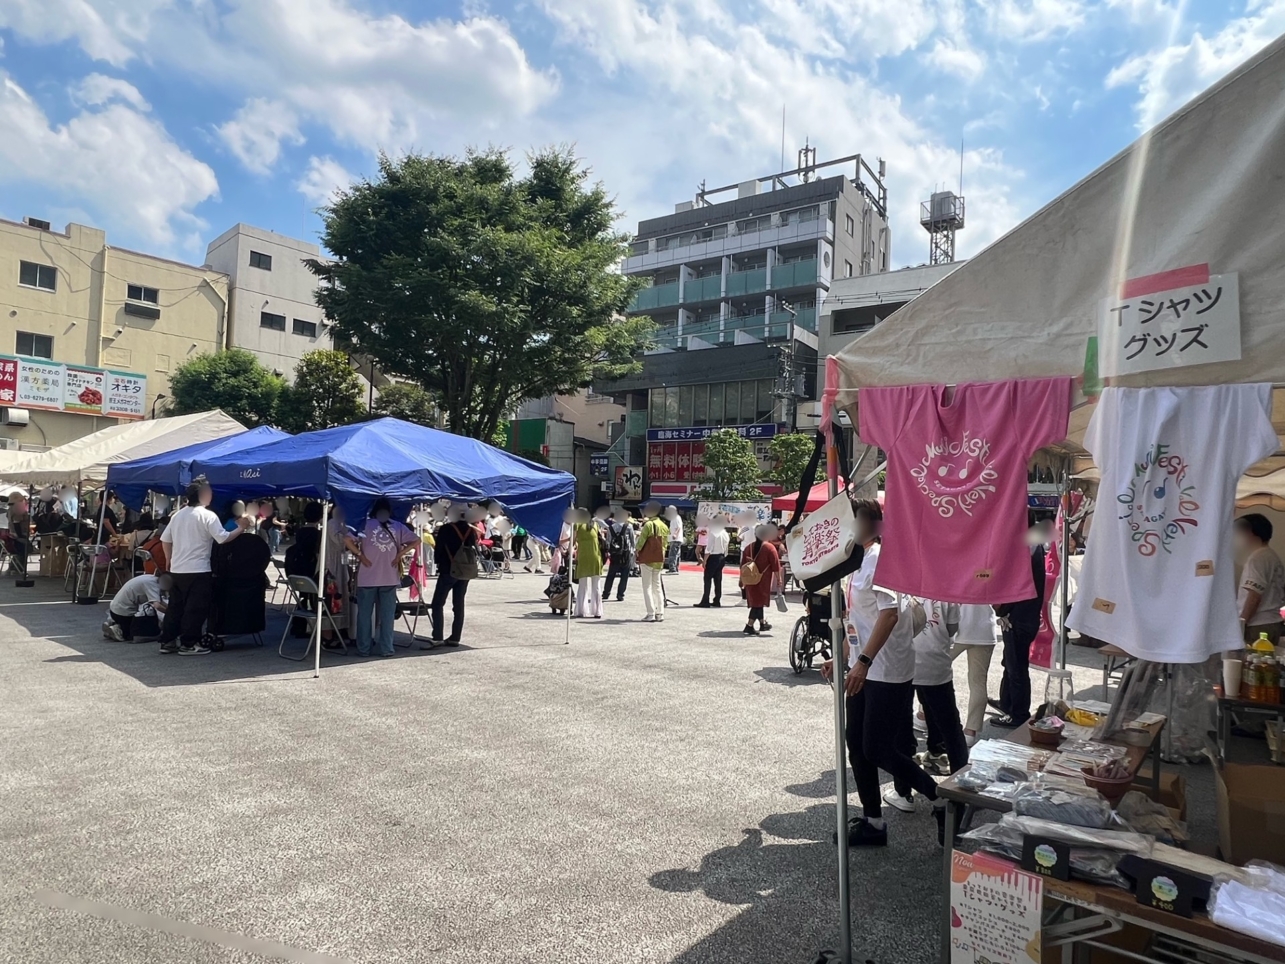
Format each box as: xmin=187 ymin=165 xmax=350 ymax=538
xmin=2 ymin=411 xmax=245 ymax=486
xmin=832 ymin=33 xmax=1285 ymax=463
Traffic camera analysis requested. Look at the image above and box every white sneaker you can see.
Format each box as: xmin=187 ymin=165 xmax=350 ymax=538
xmin=642 ymin=613 xmax=656 ymax=622
xmin=882 ymin=788 xmax=915 ymax=813
xmin=102 ymin=620 xmax=124 ymax=642
xmin=965 ymin=733 xmax=979 ymax=747
xmin=913 ymin=713 xmax=927 ymax=734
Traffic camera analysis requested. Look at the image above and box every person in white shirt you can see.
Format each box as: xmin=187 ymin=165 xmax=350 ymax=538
xmin=158 ymin=478 xmax=250 ymax=655
xmin=1235 ymin=513 xmax=1285 ymax=644
xmin=664 ymin=505 xmax=684 ymax=573
xmin=103 ymin=572 xmax=170 ymax=641
xmin=695 ymin=525 xmax=730 ymax=608
xmin=950 ymin=604 xmax=998 ymax=745
xmin=822 ymin=500 xmax=946 ymax=847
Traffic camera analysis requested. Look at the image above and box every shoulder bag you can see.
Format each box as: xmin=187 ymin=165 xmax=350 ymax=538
xmin=447 ymin=524 xmax=480 ymax=581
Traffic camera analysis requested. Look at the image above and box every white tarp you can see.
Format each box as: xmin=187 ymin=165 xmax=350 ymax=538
xmin=833 ymin=33 xmax=1285 ymax=453
xmin=2 ymin=410 xmax=245 ymax=485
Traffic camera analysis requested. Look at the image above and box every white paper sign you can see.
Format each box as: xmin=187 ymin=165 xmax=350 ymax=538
xmin=696 ymin=501 xmax=771 ymax=530
xmin=1099 ymin=272 xmax=1240 ymax=377
xmin=950 ymin=850 xmax=1042 ymax=964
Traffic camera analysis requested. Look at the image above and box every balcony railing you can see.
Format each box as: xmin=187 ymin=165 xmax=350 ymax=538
xmin=683 ymin=275 xmax=723 ymax=303
xmin=726 ymin=268 xmax=767 ymax=297
xmin=630 ymin=281 xmax=681 ymax=312
xmin=771 ymin=258 xmax=817 ymax=289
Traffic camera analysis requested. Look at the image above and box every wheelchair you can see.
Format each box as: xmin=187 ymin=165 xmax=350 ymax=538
xmin=788 ymin=587 xmax=836 ymax=674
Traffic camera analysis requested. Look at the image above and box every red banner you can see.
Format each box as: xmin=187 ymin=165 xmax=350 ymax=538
xmin=662 ymin=442 xmax=678 ymax=482
xmin=648 ymin=442 xmax=664 ymax=479
xmin=0 ymin=356 xmax=16 ymax=406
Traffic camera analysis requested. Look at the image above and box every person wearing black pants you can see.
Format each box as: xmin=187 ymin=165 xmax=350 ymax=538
xmin=918 ymin=682 xmax=970 ymax=773
xmin=425 ymin=515 xmax=477 ymax=646
xmin=695 ymin=523 xmax=729 ymax=608
xmin=994 ymin=531 xmax=1048 ymax=728
xmin=160 ymin=572 xmax=214 ymax=648
xmin=602 ymin=510 xmax=634 ymax=602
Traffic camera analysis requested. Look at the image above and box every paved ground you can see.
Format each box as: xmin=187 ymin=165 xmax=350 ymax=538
xmin=0 ymin=568 xmax=1217 ymax=964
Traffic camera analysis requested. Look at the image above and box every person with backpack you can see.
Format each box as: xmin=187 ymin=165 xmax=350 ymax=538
xmin=345 ymin=496 xmax=417 ymax=657
xmin=636 ymin=501 xmax=669 ymax=622
xmin=603 ymin=508 xmax=635 ymax=602
xmin=424 ymin=504 xmax=481 ymax=647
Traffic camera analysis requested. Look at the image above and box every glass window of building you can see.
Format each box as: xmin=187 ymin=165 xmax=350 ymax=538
xmin=649 ymin=388 xmax=664 ymax=427
xmin=757 ymin=379 xmax=775 ymax=422
xmin=724 ymin=382 xmax=740 ymax=425
xmin=664 ymin=386 xmax=679 ymax=427
xmin=708 ymin=383 xmax=724 ymax=426
xmin=692 ymin=384 xmax=709 ymax=425
xmin=739 ymin=380 xmax=757 ymax=422
xmin=677 ymin=385 xmax=693 ymax=427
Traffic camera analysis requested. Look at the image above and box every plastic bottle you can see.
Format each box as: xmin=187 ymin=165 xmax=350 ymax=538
xmin=1247 ymin=635 xmax=1278 ymax=703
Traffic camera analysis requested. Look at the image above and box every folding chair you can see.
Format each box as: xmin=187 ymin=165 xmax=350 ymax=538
xmin=268 ymin=559 xmax=296 ymax=612
xmin=133 ymin=548 xmax=152 ymax=575
xmin=278 ymin=575 xmax=346 ymax=661
xmin=62 ymin=539 xmax=82 ymax=593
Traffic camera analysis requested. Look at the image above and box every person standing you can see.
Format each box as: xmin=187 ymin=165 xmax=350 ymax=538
xmin=664 ymin=505 xmax=684 ymax=573
xmin=992 ymin=518 xmax=1049 ymax=728
xmin=739 ymin=524 xmax=780 ymax=635
xmin=572 ymin=509 xmax=605 ymax=618
xmin=347 ymin=497 xmax=417 ymax=657
xmin=426 ymin=508 xmax=480 ymax=647
xmin=259 ymin=501 xmax=286 ymax=555
xmin=950 ymin=604 xmax=998 ymax=746
xmin=6 ymin=494 xmax=31 ymax=576
xmin=695 ymin=524 xmax=729 ymax=608
xmin=158 ymin=479 xmax=250 ymax=655
xmin=1234 ymin=513 xmax=1285 ymax=643
xmin=637 ymin=502 xmax=669 ymax=622
xmin=603 ymin=508 xmax=635 ymax=602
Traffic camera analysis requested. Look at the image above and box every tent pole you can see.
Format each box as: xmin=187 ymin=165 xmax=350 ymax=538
xmin=82 ymin=484 xmax=108 ymax=604
xmin=315 ymin=502 xmax=327 ymax=679
xmin=1058 ymin=461 xmax=1071 ymax=671
xmin=826 ymin=419 xmax=852 ymax=964
xmin=565 ymin=513 xmax=575 ymax=645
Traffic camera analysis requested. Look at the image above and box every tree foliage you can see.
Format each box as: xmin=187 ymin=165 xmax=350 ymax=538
xmin=276 ymin=349 xmax=365 ymax=434
xmin=166 ymin=349 xmax=283 ymax=428
xmin=371 ymin=382 xmax=437 ymax=426
xmin=307 ymin=147 xmax=653 ymax=440
xmin=765 ymin=432 xmax=817 ymax=495
xmin=697 ymin=429 xmax=764 ymax=501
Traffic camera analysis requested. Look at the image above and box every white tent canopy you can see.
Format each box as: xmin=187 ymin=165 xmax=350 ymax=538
xmin=2 ymin=411 xmax=245 ymax=486
xmin=833 ymin=33 xmax=1285 ymax=459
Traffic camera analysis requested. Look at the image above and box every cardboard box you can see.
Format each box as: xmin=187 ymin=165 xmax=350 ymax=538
xmin=38 ymin=534 xmax=68 ymax=578
xmin=1130 ymin=770 xmax=1187 ymax=822
xmin=1216 ymin=762 xmax=1285 ymax=865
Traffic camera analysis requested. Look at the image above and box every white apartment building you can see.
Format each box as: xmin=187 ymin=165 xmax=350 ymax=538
xmin=205 ymin=224 xmax=329 ymax=379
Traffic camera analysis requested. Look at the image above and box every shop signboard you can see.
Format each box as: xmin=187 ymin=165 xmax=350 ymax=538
xmin=614 ymin=465 xmax=643 ymax=501
xmin=0 ymin=356 xmax=16 ymax=405
xmin=646 ymin=423 xmax=778 ymax=442
xmin=648 ymin=440 xmax=709 ymax=483
xmin=64 ymin=366 xmax=107 ymax=415
xmin=697 ymin=501 xmax=771 ymax=530
xmin=104 ymin=371 xmax=147 ymax=419
xmin=1099 ymin=265 xmax=1240 ymax=377
xmin=589 ymin=452 xmax=610 ymax=477
xmin=0 ymin=354 xmax=147 ymax=419
xmin=16 ymin=358 xmax=65 ymax=411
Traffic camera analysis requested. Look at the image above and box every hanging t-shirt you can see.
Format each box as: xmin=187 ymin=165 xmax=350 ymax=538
xmin=845 ymin=543 xmax=916 ymax=683
xmin=1067 ymin=385 xmax=1276 ymax=663
xmin=859 ymin=378 xmax=1072 ymax=604
xmin=912 ymin=599 xmax=959 ymax=686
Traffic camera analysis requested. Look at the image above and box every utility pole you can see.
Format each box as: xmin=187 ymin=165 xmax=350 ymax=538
xmin=774 ymin=301 xmax=805 ymax=433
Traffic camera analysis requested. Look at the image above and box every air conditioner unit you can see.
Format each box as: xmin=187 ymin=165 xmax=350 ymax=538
xmin=24 ymin=217 xmax=51 ymax=231
xmin=0 ymin=409 xmax=30 ymax=427
xmin=0 ymin=435 xmax=22 ymax=448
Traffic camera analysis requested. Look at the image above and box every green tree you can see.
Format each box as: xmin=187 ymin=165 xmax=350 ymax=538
xmin=765 ymin=432 xmax=817 ymax=495
xmin=276 ymin=349 xmax=365 ymax=434
xmin=306 ymin=147 xmax=653 ymax=441
xmin=697 ymin=429 xmax=764 ymax=501
xmin=371 ymin=382 xmax=438 ymax=426
xmin=166 ymin=349 xmax=284 ymax=427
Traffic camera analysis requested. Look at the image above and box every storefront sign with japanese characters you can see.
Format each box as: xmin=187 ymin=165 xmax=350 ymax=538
xmin=646 ymin=423 xmax=778 ymax=442
xmin=0 ymin=354 xmax=147 ymax=419
xmin=1098 ymin=266 xmax=1240 ymax=377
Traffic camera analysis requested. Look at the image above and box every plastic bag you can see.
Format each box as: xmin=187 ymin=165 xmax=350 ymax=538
xmin=959 ymin=817 xmax=1129 ymax=888
xmin=1115 ymin=790 xmax=1188 ymax=845
xmin=1011 ymin=780 xmax=1114 ymax=829
xmin=1001 ymin=814 xmax=1153 ymax=857
xmin=955 ymin=761 xmax=1032 ymax=792
xmin=1208 ymin=861 xmax=1285 ymax=947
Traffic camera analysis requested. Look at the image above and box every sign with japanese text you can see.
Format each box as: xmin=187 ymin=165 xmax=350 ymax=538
xmin=0 ymin=354 xmax=147 ymax=419
xmin=614 ymin=465 xmax=643 ymax=501
xmin=661 ymin=442 xmax=678 ymax=482
xmin=589 ymin=452 xmax=610 ymax=477
xmin=648 ymin=441 xmax=708 ymax=483
xmin=697 ymin=501 xmax=771 ymax=530
xmin=1099 ymin=266 xmax=1240 ymax=377
xmin=949 ymin=850 xmax=1042 ymax=964
xmin=646 ymin=423 xmax=778 ymax=442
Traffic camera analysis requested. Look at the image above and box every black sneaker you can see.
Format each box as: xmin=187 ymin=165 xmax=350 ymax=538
xmin=178 ymin=644 xmax=211 ymax=656
xmin=759 ymin=621 xmax=772 ymax=632
xmin=831 ymin=817 xmax=887 ymax=847
xmin=991 ymin=714 xmax=1025 ymax=729
xmin=443 ymin=637 xmax=461 ymax=647
xmin=711 ymin=600 xmax=721 ymax=607
xmin=694 ymin=601 xmax=711 ymax=608
xmin=986 ymin=698 xmax=1004 ymax=712
xmin=159 ymin=641 xmax=179 ymax=655
xmin=742 ymin=625 xmax=759 ymax=636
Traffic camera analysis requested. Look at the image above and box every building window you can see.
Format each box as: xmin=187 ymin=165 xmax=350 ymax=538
xmin=16 ymin=331 xmax=53 ymax=359
xmin=249 ymin=250 xmax=273 ymax=271
xmin=845 ymin=214 xmax=855 ymax=236
xmin=844 ymin=260 xmax=853 ymax=278
xmin=127 ymin=283 xmax=159 ymax=304
xmin=293 ymin=319 xmax=318 ymax=337
xmin=18 ymin=260 xmax=56 ymax=291
xmin=260 ymin=311 xmax=286 ymax=331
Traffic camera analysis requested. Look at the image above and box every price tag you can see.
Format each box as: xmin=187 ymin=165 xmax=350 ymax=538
xmin=1021 ymin=835 xmax=1070 ymax=881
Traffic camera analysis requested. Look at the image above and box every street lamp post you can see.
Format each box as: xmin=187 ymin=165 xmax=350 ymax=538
xmin=150 ymin=394 xmax=167 ymax=419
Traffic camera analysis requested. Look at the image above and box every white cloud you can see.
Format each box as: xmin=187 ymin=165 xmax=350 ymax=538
xmin=1105 ymin=1 xmax=1285 ymax=129
xmin=0 ymin=0 xmax=166 ymax=67
xmin=71 ymin=73 xmax=149 ymax=111
xmin=758 ymin=0 xmax=946 ymax=59
xmin=978 ymin=0 xmax=1086 ymax=41
xmin=0 ymin=70 xmax=218 ymax=248
xmin=298 ymin=156 xmax=355 ymax=206
xmin=929 ymin=38 xmax=987 ymax=80
xmin=217 ymin=98 xmax=304 ymax=174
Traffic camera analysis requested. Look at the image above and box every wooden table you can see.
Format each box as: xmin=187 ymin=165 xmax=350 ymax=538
xmin=1216 ymin=696 xmax=1285 ymax=764
xmin=938 ymin=719 xmax=1165 ymax=963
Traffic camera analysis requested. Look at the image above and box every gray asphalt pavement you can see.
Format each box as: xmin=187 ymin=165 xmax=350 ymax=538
xmin=0 ymin=568 xmax=1215 ymax=964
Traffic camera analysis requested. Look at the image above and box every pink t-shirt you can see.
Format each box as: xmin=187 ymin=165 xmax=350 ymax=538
xmin=356 ymin=518 xmax=417 ymax=588
xmin=859 ymin=378 xmax=1072 ymax=604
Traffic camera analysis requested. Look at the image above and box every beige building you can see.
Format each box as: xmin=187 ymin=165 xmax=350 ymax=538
xmin=0 ymin=216 xmax=228 ymax=450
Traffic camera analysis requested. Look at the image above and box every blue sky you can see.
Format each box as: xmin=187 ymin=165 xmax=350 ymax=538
xmin=0 ymin=0 xmax=1280 ymax=267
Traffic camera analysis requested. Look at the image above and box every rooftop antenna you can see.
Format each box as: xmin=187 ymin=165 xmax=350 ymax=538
xmin=959 ymin=135 xmax=965 ymax=195
xmin=779 ymin=104 xmax=786 ymax=183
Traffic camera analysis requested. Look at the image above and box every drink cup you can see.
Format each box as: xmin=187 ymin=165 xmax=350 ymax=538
xmin=1222 ymin=658 xmax=1243 ymax=699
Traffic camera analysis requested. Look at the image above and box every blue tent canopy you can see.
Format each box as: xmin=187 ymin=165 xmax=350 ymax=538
xmin=107 ymin=426 xmax=290 ymax=510
xmin=190 ymin=417 xmax=575 ymax=543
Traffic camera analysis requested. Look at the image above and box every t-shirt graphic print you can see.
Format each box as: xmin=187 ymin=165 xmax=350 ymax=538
xmin=1067 ymin=384 xmax=1276 ymax=663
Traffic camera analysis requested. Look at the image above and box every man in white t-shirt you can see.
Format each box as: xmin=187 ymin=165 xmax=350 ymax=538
xmin=664 ymin=505 xmax=683 ymax=573
xmin=1235 ymin=514 xmax=1285 ymax=644
xmin=158 ymin=478 xmax=250 ymax=655
xmin=695 ymin=525 xmax=730 ymax=607
xmin=822 ymin=500 xmax=946 ymax=848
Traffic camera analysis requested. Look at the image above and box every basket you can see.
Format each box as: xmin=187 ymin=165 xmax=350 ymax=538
xmin=1081 ymin=766 xmax=1133 ymax=806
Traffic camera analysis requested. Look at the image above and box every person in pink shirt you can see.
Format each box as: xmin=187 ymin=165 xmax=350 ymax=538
xmin=345 ymin=496 xmax=417 ymax=657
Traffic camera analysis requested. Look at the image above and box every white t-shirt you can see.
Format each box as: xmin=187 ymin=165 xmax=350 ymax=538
xmin=912 ymin=599 xmax=959 ymax=686
xmin=110 ymin=574 xmax=162 ymax=617
xmin=955 ymin=603 xmax=998 ymax=646
xmin=668 ymin=516 xmax=684 ymax=543
xmin=706 ymin=528 xmax=730 ymax=556
xmin=161 ymin=505 xmax=234 ymax=574
xmin=845 ymin=543 xmax=916 ymax=683
xmin=1068 ymin=385 xmax=1277 ymax=663
xmin=1239 ymin=545 xmax=1285 ymax=626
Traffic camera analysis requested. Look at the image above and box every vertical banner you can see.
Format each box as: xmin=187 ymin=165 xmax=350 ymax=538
xmin=648 ymin=442 xmax=665 ymax=481
xmin=0 ymin=356 xmax=17 ymax=406
xmin=662 ymin=443 xmax=678 ymax=482
xmin=676 ymin=442 xmax=693 ymax=482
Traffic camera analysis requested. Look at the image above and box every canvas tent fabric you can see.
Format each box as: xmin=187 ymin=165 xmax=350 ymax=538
xmin=831 ymin=34 xmax=1285 ymax=464
xmin=1 ymin=411 xmax=246 ymax=486
xmin=106 ymin=425 xmax=290 ymax=509
xmin=771 ymin=480 xmax=846 ymax=512
xmin=190 ymin=417 xmax=575 ymax=543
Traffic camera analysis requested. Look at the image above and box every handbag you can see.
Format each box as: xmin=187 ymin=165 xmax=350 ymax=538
xmin=782 ymin=430 xmax=864 ymax=594
xmin=900 ymin=594 xmax=928 ymax=637
xmin=637 ymin=522 xmax=665 ymax=565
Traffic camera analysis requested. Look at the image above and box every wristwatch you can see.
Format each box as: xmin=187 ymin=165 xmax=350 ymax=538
xmin=856 ymin=653 xmax=873 ymax=668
